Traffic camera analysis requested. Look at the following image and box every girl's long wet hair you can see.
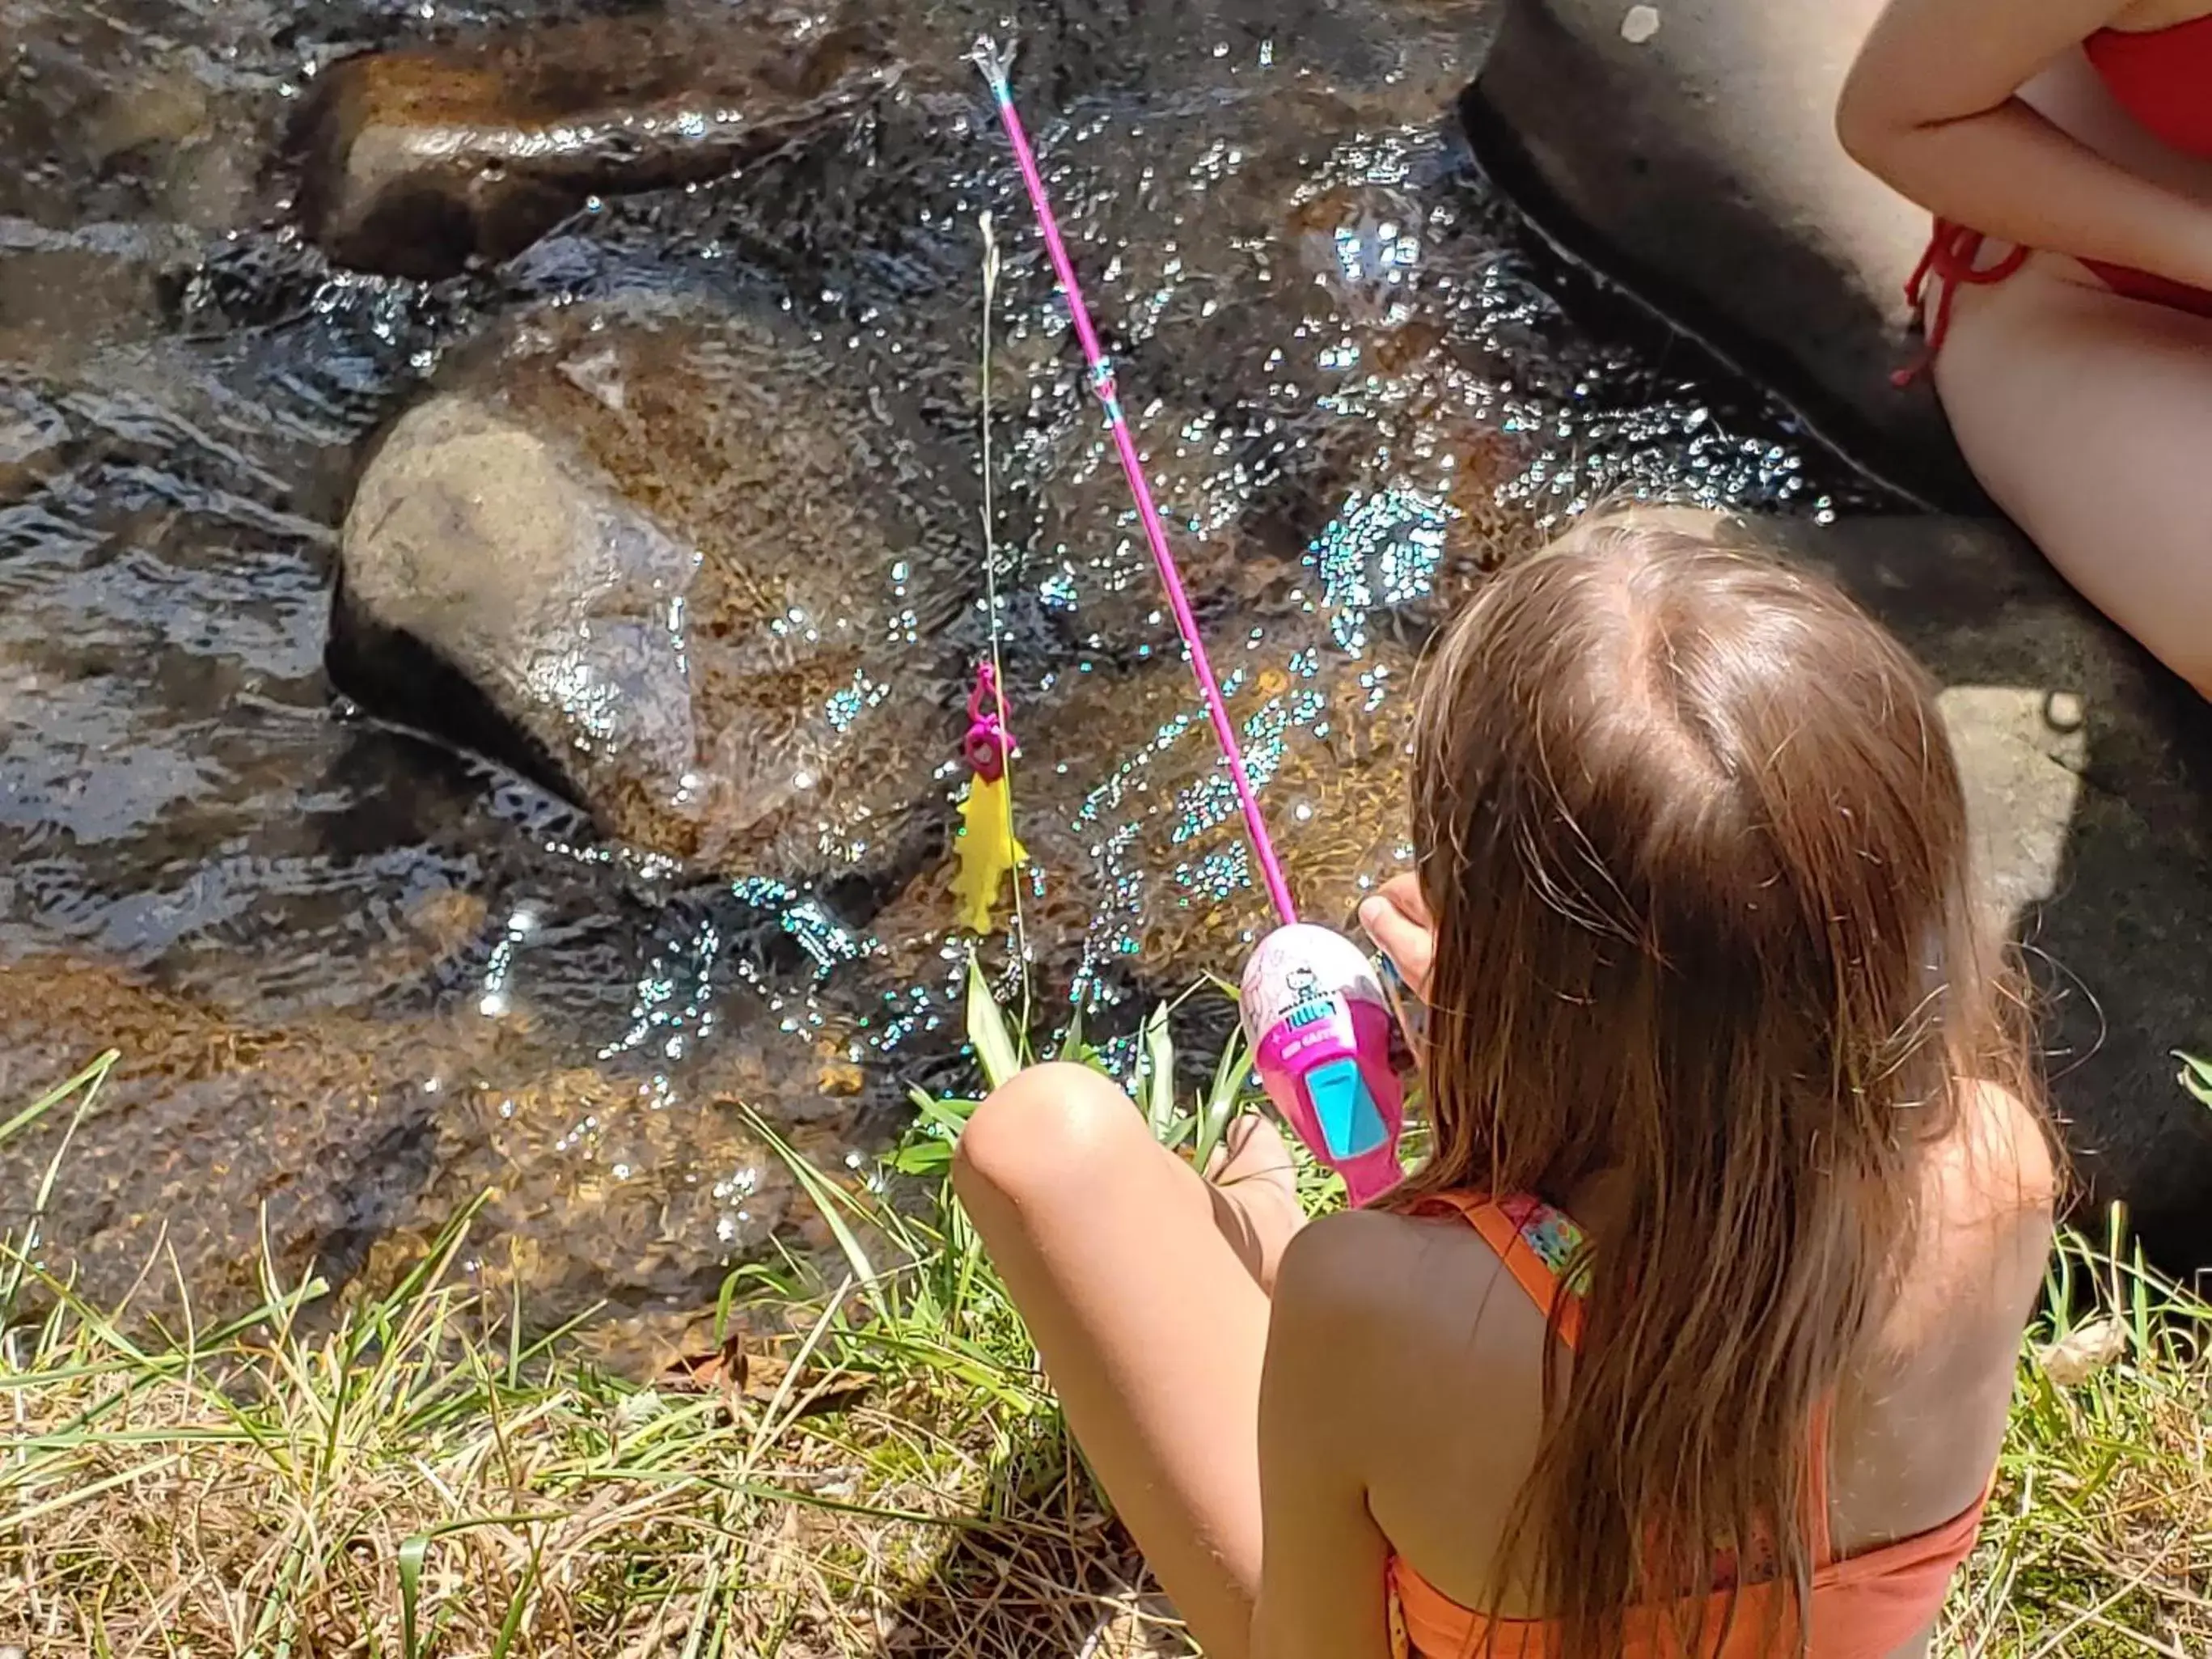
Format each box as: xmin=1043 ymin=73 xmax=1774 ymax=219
xmin=1393 ymin=523 xmax=2045 ymax=1657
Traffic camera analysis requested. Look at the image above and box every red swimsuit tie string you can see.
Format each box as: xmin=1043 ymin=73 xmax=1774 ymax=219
xmin=1894 ymin=219 xmax=2029 ymax=386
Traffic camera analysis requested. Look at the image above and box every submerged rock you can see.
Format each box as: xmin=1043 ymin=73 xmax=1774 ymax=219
xmin=863 ymin=463 xmax=1512 ymax=1004
xmin=0 ymin=953 xmax=860 ymax=1368
xmin=0 ymin=379 xmax=68 ymax=504
xmin=1 ymin=0 xmax=263 ymax=235
xmin=1461 ymin=0 xmax=1976 ymax=506
xmin=0 ymin=955 xmax=442 ymax=1320
xmin=294 ymin=9 xmax=900 ymax=280
xmin=332 ymin=301 xmax=969 ymax=898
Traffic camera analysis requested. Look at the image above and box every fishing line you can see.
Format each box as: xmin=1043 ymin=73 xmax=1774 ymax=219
xmin=976 ymin=206 xmax=1034 ymax=1022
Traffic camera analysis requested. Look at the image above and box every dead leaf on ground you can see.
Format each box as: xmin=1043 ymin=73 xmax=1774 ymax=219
xmin=2036 ymin=1317 xmax=2129 ymax=1388
xmin=661 ymin=1329 xmax=870 ymax=1419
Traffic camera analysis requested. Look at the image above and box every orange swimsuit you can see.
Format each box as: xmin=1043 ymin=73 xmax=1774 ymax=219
xmin=1903 ymin=17 xmax=2212 ymax=378
xmin=1385 ymin=1195 xmax=1992 ymax=1659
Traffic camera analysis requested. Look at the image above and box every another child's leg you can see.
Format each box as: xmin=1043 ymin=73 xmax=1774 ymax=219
xmin=954 ymin=1063 xmax=1301 ymax=1659
xmin=1936 ymin=258 xmax=2212 ymax=697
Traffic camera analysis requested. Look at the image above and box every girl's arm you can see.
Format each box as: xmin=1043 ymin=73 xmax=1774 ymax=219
xmin=1837 ymin=0 xmax=2212 ymax=290
xmin=1250 ymin=1217 xmax=1398 ymax=1659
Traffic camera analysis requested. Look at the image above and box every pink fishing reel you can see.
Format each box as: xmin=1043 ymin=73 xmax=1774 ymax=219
xmin=1240 ymin=924 xmax=1408 ymax=1205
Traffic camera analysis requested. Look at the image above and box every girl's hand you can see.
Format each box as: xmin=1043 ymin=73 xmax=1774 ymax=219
xmin=1358 ymin=874 xmax=1434 ymax=1001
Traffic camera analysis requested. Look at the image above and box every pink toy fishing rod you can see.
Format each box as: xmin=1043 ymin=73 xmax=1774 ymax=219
xmin=971 ymin=38 xmax=1296 ymax=928
xmin=972 ymin=39 xmax=1411 ymax=1204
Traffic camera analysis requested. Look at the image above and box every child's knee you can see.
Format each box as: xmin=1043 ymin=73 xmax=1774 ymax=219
xmin=954 ymin=1062 xmax=1145 ymax=1211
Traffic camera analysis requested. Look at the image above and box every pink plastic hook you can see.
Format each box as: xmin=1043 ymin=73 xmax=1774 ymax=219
xmin=963 ymin=662 xmax=1013 ymax=783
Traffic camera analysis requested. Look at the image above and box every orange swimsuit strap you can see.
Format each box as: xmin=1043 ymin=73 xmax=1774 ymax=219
xmin=1385 ymin=1194 xmax=1992 ymax=1659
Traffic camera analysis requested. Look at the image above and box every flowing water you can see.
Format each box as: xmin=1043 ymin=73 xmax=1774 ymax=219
xmin=0 ymin=0 xmax=1870 ymax=1364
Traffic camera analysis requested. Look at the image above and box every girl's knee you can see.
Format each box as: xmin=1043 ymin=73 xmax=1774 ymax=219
xmin=954 ymin=1061 xmax=1148 ymax=1211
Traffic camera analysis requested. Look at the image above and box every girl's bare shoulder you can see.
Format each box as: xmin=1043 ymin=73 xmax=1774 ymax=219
xmin=1874 ymin=1078 xmax=2058 ymax=1366
xmin=1268 ymin=1204 xmax=1558 ymax=1393
xmin=1925 ymin=1080 xmax=2059 ymax=1252
xmin=1265 ymin=1204 xmax=1557 ymax=1606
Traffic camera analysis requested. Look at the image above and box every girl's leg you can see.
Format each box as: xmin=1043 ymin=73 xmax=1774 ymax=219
xmin=953 ymin=1064 xmax=1301 ymax=1659
xmin=1935 ymin=258 xmax=2212 ymax=696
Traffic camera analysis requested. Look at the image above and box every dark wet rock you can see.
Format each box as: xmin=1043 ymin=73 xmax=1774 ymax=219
xmin=0 ymin=1 xmax=262 ymax=370
xmin=1034 ymin=638 xmax=1426 ymax=964
xmin=1461 ymin=0 xmax=1977 ymax=507
xmin=1 ymin=0 xmax=263 ymax=233
xmin=0 ymin=222 xmax=201 ymax=379
xmin=0 ymin=955 xmax=442 ymax=1318
xmin=331 ymin=300 xmax=970 ymax=895
xmin=294 ymin=9 xmax=901 ymax=280
xmin=996 ymin=399 xmax=1322 ymax=669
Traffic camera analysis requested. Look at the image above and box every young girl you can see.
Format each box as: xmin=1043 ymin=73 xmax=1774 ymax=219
xmin=954 ymin=523 xmax=2057 ymax=1659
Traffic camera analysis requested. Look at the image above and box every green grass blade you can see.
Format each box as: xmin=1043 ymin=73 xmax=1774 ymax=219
xmin=398 ymin=1531 xmax=428 ymax=1659
xmin=738 ymin=1106 xmax=884 ymax=1317
xmin=2 ymin=1059 xmax=120 ymax=1327
xmin=889 ymin=1139 xmax=954 ymax=1177
xmin=966 ymin=956 xmax=1022 ymax=1090
xmin=1142 ymin=1003 xmax=1177 ymax=1143
xmin=400 ymin=1515 xmax=555 ymax=1659
xmin=1195 ymin=1034 xmax=1255 ymax=1170
xmin=1055 ymin=1002 xmax=1087 ymax=1064
xmin=488 ymin=1550 xmax=539 ymax=1659
xmin=2177 ymin=1050 xmax=2212 ymax=1108
xmin=0 ymin=1048 xmax=117 ymax=1149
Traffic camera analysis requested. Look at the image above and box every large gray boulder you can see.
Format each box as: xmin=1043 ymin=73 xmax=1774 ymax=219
xmin=330 ymin=301 xmax=967 ymax=895
xmin=1737 ymin=511 xmax=2212 ymax=1268
xmin=1461 ymin=0 xmax=1977 ymax=506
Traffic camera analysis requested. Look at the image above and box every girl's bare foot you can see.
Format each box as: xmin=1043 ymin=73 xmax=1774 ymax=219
xmin=1205 ymin=1114 xmax=1305 ymax=1293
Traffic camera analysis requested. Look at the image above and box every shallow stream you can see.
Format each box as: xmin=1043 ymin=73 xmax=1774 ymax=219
xmin=0 ymin=0 xmax=1867 ymax=1362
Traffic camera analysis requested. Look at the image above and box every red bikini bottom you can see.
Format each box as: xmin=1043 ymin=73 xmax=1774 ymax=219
xmin=1897 ymin=218 xmax=2212 ymax=383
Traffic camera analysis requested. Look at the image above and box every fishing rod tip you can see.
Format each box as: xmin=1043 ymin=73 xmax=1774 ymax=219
xmin=968 ymin=32 xmax=1016 ymax=87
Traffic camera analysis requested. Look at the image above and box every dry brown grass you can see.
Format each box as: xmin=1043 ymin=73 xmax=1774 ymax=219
xmin=4 ymin=1048 xmax=2208 ymax=1657
xmin=1 ymin=1288 xmax=1175 ymax=1657
xmin=0 ymin=1053 xmax=1185 ymax=1659
xmin=1943 ymin=1220 xmax=2212 ymax=1659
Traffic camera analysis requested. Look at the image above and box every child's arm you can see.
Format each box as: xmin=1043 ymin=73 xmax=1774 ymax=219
xmin=1838 ymin=0 xmax=2212 ymax=290
xmin=1249 ymin=1218 xmax=1400 ymax=1659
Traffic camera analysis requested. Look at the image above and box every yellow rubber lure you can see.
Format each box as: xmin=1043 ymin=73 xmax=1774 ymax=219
xmin=954 ymin=662 xmax=1026 ymax=935
xmin=954 ymin=771 xmax=1027 ymax=935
